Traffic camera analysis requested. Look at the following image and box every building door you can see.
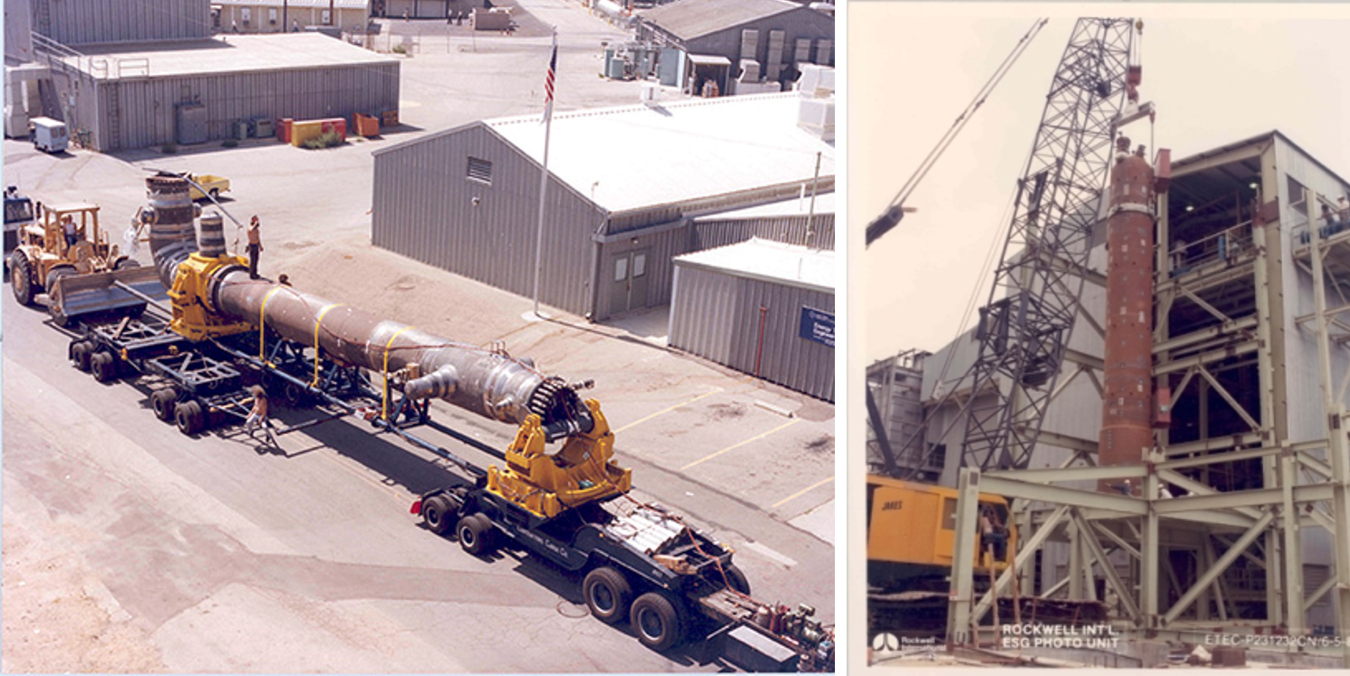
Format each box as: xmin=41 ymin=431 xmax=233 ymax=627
xmin=607 ymin=249 xmax=650 ymax=316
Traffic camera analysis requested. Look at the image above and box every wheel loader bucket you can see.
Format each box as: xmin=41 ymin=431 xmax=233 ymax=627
xmin=49 ymin=265 xmax=165 ymax=321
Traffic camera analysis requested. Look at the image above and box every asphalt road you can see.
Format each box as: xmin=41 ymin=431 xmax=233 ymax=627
xmin=2 ymin=275 xmax=828 ymax=672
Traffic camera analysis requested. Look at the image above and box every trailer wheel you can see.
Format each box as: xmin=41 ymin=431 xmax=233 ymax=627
xmin=151 ymin=388 xmax=179 ymax=422
xmin=91 ymin=351 xmax=118 ymax=383
xmin=456 ymin=513 xmax=494 ymax=556
xmin=422 ymin=495 xmax=455 ymax=535
xmin=630 ymin=591 xmax=686 ymax=652
xmin=70 ymin=341 xmax=94 ymax=372
xmin=281 ymin=381 xmax=309 ymax=408
xmin=724 ymin=564 xmax=751 ymax=595
xmin=114 ymin=257 xmax=140 ymax=270
xmin=11 ymin=253 xmax=33 ymax=306
xmin=175 ymin=400 xmax=204 ymax=435
xmin=582 ymin=567 xmax=633 ymax=625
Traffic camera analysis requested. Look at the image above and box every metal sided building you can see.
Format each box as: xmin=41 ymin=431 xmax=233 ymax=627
xmin=371 ymin=92 xmax=834 ymax=322
xmin=669 ymin=238 xmax=833 ymax=401
xmin=27 ymin=0 xmax=211 ymax=45
xmin=46 ymin=33 xmax=398 ymax=151
xmin=887 ymin=131 xmax=1350 ymax=640
xmin=213 ymin=0 xmax=372 ymax=33
xmin=635 ymin=0 xmax=833 ymax=94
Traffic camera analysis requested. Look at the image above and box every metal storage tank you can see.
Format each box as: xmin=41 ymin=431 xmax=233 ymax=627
xmin=669 ymin=238 xmax=834 ymax=400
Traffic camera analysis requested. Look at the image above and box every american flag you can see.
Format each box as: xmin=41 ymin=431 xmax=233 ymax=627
xmin=543 ymin=33 xmax=557 ymax=122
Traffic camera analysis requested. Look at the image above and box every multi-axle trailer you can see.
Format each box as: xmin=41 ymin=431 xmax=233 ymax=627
xmin=31 ymin=174 xmax=834 ymax=672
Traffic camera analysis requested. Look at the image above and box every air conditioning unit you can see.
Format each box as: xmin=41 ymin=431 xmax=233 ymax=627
xmin=797 ymin=96 xmax=834 ymax=142
xmin=640 ymin=83 xmax=660 ymax=104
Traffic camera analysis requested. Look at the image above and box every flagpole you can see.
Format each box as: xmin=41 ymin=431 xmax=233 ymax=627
xmin=532 ymin=27 xmax=557 ymax=318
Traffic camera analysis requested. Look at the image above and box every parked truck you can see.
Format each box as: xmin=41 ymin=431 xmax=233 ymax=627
xmin=30 ymin=116 xmax=68 ymax=153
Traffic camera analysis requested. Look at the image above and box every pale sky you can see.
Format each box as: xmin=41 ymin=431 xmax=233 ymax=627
xmin=850 ymin=4 xmax=1350 ymax=364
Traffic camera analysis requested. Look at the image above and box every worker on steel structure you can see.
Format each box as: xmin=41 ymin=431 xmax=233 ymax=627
xmin=1321 ymin=203 xmax=1341 ymax=237
xmin=247 ymin=215 xmax=263 ymax=279
xmin=244 ymin=385 xmax=271 ymax=439
xmin=1339 ymin=196 xmax=1349 ymax=228
xmin=978 ymin=506 xmax=1007 ymax=562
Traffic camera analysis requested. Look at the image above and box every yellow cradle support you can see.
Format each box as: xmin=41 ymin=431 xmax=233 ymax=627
xmin=487 ymin=399 xmax=632 ymax=519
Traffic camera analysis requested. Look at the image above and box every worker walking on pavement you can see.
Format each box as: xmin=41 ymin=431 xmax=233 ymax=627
xmin=247 ymin=215 xmax=263 ymax=279
xmin=244 ymin=385 xmax=272 ymax=440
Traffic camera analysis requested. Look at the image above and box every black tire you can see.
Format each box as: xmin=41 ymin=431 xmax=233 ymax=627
xmin=114 ymin=257 xmax=140 ymax=270
xmin=423 ymin=495 xmax=455 ymax=535
xmin=69 ymin=341 xmax=92 ymax=371
xmin=281 ymin=381 xmax=308 ymax=407
xmin=11 ymin=253 xmax=33 ymax=305
xmin=90 ymin=351 xmax=117 ymax=383
xmin=630 ymin=591 xmax=686 ymax=652
xmin=175 ymin=400 xmax=204 ymax=435
xmin=582 ymin=567 xmax=633 ymax=626
xmin=209 ymin=188 xmax=219 ymax=200
xmin=151 ymin=388 xmax=178 ymax=422
xmin=724 ymin=563 xmax=751 ymax=595
xmin=456 ymin=513 xmax=493 ymax=556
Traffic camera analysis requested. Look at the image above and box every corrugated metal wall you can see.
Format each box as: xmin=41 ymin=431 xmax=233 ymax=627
xmin=692 ymin=212 xmax=834 ymax=251
xmin=372 ymin=124 xmax=604 ymax=317
xmin=686 ymin=7 xmax=835 ymax=75
xmin=669 ymin=263 xmax=833 ymax=400
xmin=32 ymin=0 xmax=211 ymax=45
xmin=94 ymin=62 xmax=399 ymax=150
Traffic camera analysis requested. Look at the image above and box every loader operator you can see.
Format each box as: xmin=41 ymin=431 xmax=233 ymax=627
xmin=61 ymin=214 xmax=80 ymax=249
xmin=979 ymin=506 xmax=1007 ymax=562
xmin=247 ymin=215 xmax=263 ymax=279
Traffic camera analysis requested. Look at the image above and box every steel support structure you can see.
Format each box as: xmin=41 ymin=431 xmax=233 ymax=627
xmin=942 ymin=148 xmax=1350 ymax=666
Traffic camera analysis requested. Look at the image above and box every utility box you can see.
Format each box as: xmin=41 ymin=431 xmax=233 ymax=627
xmin=175 ymin=103 xmax=207 ymax=145
xmin=30 ymin=116 xmax=68 ymax=153
xmin=234 ymin=119 xmax=249 ymax=139
xmin=252 ymin=116 xmax=274 ymax=139
xmin=472 ymin=8 xmax=512 ymax=31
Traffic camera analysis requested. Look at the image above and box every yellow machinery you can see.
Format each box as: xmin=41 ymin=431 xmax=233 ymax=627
xmin=867 ymin=474 xmax=1016 ymax=591
xmin=166 ymin=251 xmax=255 ymax=341
xmin=487 ymin=400 xmax=633 ymax=517
xmin=9 ymin=203 xmax=135 ymax=314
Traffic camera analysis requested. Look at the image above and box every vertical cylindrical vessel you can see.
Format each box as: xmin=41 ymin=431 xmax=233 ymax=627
xmin=1098 ymin=137 xmax=1156 ymax=493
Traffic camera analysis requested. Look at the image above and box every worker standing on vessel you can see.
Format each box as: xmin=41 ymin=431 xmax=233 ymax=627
xmin=247 ymin=215 xmax=263 ymax=279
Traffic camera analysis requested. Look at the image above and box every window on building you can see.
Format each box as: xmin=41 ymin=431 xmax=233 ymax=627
xmin=1289 ymin=175 xmax=1308 ymax=215
xmin=632 ymin=252 xmax=646 ymax=278
xmin=322 ymin=9 xmax=332 ymax=25
xmin=614 ymin=257 xmax=628 ymax=282
xmin=241 ymin=7 xmax=251 ymax=24
xmin=268 ymin=7 xmax=278 ymax=24
xmin=466 ymin=157 xmax=492 ymax=185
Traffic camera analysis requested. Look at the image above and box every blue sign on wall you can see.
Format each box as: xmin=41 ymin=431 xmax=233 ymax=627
xmin=799 ymin=307 xmax=835 ymax=348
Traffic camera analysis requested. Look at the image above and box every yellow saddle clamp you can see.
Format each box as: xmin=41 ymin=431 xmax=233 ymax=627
xmin=487 ymin=399 xmax=633 ymax=519
xmin=168 ymin=252 xmax=254 ymax=342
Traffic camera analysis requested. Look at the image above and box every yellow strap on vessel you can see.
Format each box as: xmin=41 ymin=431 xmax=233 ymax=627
xmin=258 ymin=286 xmax=283 ymax=362
xmin=381 ymin=325 xmax=414 ymax=421
xmin=312 ymin=303 xmax=342 ymax=386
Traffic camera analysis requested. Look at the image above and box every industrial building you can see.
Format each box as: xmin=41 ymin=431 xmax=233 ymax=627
xmin=5 ymin=0 xmax=397 ymax=151
xmin=871 ymin=130 xmax=1350 ymax=657
xmin=670 ymin=237 xmax=833 ymax=401
xmin=370 ymin=90 xmax=834 ymax=322
xmin=635 ymin=0 xmax=833 ymax=95
xmin=36 ymin=33 xmax=398 ymax=151
xmin=27 ymin=0 xmax=212 ymax=45
xmin=212 ymin=0 xmax=373 ymax=33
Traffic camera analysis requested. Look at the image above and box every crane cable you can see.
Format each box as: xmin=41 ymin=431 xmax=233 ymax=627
xmin=866 ymin=17 xmax=1048 ymax=246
